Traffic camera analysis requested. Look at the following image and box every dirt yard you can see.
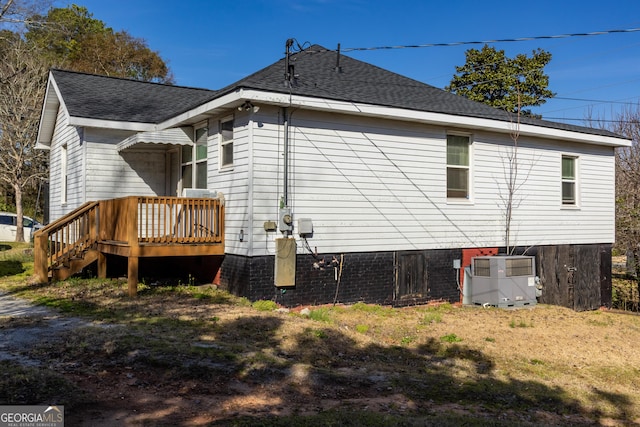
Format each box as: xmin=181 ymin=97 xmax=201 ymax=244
xmin=1 ymin=278 xmax=640 ymax=426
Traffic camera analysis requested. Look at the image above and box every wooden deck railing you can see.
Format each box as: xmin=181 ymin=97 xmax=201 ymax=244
xmin=99 ymin=196 xmax=224 ymax=245
xmin=34 ymin=196 xmax=225 ymax=289
xmin=34 ymin=201 xmax=100 ymax=283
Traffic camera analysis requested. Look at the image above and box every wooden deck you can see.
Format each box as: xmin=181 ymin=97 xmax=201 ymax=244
xmin=34 ymin=196 xmax=225 ymax=296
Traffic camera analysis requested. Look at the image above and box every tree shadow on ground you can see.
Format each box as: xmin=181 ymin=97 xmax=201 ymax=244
xmin=0 ymin=260 xmax=25 ymax=277
xmin=198 ymin=316 xmax=634 ymax=426
xmin=7 ymin=288 xmax=635 ymax=426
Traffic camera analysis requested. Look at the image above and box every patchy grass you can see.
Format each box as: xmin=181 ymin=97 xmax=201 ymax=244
xmin=307 ymin=307 xmax=332 ymax=323
xmin=252 ymin=299 xmax=279 ymax=312
xmin=0 ymin=360 xmax=87 ymax=407
xmin=440 ymin=333 xmax=463 ymax=343
xmin=1 ymin=255 xmax=640 ymax=425
xmin=509 ymin=317 xmax=534 ymax=328
xmin=0 ymin=242 xmax=32 ymax=278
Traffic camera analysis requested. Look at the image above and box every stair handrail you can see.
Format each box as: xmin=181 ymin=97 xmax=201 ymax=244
xmin=35 ymin=201 xmax=100 ymax=236
xmin=34 ymin=201 xmax=100 ymax=282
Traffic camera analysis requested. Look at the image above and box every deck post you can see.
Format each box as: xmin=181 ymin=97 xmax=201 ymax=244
xmin=33 ymin=232 xmax=49 ymax=283
xmin=128 ymin=256 xmax=138 ymax=297
xmin=97 ymin=252 xmax=107 ymax=278
xmin=127 ymin=196 xmax=140 ymax=297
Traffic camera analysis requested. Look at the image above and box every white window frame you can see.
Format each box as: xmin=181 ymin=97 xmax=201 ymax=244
xmin=446 ymin=133 xmax=473 ymax=202
xmin=61 ymin=144 xmax=68 ymax=204
xmin=561 ymin=154 xmax=579 ymax=207
xmin=181 ymin=121 xmax=208 ymax=191
xmin=219 ymin=115 xmax=234 ymax=170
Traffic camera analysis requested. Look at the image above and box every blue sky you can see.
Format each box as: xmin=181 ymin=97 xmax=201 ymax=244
xmin=58 ymin=0 xmax=640 ymax=126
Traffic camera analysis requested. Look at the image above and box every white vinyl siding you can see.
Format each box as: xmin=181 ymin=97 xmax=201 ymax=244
xmin=49 ymin=105 xmax=83 ymax=221
xmin=240 ymin=109 xmax=616 ymax=257
xmin=46 ymin=103 xmax=618 ymax=256
xmin=209 ymin=112 xmax=250 ymax=255
xmin=84 ymin=128 xmax=166 ymax=201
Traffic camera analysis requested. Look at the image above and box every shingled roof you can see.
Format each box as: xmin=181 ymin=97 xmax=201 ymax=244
xmin=219 ymin=44 xmax=620 ymax=139
xmin=50 ymin=69 xmax=218 ymax=124
xmin=50 ymin=45 xmax=620 ymax=139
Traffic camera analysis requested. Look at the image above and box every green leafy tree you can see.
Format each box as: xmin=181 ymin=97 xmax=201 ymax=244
xmin=25 ymin=4 xmax=173 ymax=83
xmin=446 ymin=44 xmax=554 ymax=117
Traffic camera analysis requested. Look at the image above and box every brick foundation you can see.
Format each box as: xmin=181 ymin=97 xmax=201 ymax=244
xmin=218 ymin=244 xmax=612 ymax=310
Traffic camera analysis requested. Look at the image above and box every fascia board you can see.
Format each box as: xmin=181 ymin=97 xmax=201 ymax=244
xmin=241 ymin=91 xmax=632 ymax=148
xmin=157 ymin=91 xmax=245 ymax=129
xmin=36 ymin=74 xmax=66 ymax=146
xmin=156 ymin=88 xmax=630 ymax=148
xmin=68 ymin=117 xmax=157 ymax=132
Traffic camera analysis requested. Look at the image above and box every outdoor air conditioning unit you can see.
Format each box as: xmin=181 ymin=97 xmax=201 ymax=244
xmin=469 ymin=255 xmax=537 ymax=308
xmin=181 ymin=189 xmax=217 ymax=198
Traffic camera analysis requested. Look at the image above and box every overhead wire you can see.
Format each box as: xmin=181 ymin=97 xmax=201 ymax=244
xmin=311 ymin=27 xmax=640 ymax=123
xmin=339 ymin=27 xmax=640 ymax=52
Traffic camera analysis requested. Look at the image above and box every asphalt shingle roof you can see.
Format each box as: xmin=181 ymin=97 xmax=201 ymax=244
xmin=51 ymin=69 xmax=218 ymax=124
xmin=223 ymin=45 xmax=620 ymax=139
xmin=51 ymin=45 xmax=621 ymax=139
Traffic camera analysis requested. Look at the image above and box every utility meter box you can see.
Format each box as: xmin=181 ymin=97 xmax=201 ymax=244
xmin=298 ymin=218 xmax=313 ymax=236
xmin=470 ymin=255 xmax=537 ymax=307
xmin=279 ymin=208 xmax=292 ymax=232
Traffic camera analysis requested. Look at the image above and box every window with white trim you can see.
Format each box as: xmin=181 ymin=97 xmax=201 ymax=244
xmin=181 ymin=124 xmax=208 ymax=190
xmin=219 ymin=116 xmax=234 ymax=169
xmin=562 ymin=155 xmax=577 ymax=205
xmin=446 ymin=134 xmax=470 ymax=199
xmin=61 ymin=144 xmax=68 ymax=204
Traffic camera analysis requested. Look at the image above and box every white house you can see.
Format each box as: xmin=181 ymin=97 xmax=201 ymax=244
xmin=36 ymin=44 xmax=630 ymax=310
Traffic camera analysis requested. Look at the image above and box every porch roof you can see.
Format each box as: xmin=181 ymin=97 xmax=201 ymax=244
xmin=117 ymin=127 xmax=193 ymax=152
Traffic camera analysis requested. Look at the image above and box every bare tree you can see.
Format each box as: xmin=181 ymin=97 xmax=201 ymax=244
xmin=0 ymin=0 xmax=51 ymax=30
xmin=498 ymin=90 xmax=536 ymax=254
xmin=0 ymin=2 xmax=173 ymax=242
xmin=502 ymin=96 xmax=521 ymax=254
xmin=606 ymin=107 xmax=640 ymax=277
xmin=0 ymin=33 xmax=48 ymax=241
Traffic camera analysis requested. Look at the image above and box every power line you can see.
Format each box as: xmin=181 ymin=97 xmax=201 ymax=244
xmin=555 ymin=97 xmax=640 ymax=104
xmin=309 ymin=29 xmax=640 ymax=123
xmin=543 ymin=117 xmax=640 ymax=124
xmin=342 ymin=27 xmax=640 ymax=52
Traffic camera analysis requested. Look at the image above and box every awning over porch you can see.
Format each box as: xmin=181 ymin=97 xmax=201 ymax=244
xmin=117 ymin=127 xmax=193 ymax=152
